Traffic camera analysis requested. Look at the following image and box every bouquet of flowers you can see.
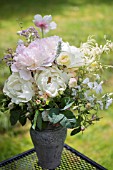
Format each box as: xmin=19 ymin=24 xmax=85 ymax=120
xmin=1 ymin=14 xmax=113 ymax=135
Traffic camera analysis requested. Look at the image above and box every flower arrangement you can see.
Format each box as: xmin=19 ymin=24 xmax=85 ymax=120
xmin=1 ymin=14 xmax=113 ymax=135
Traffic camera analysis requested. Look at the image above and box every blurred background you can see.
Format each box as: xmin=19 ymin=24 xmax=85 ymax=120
xmin=0 ymin=0 xmax=113 ymax=169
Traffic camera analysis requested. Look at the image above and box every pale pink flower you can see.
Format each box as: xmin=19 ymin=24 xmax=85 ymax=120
xmin=33 ymin=14 xmax=57 ymax=33
xmin=11 ymin=36 xmax=61 ymax=80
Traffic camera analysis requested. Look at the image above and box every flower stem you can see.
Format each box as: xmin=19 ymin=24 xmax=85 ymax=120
xmin=41 ymin=28 xmax=44 ymax=38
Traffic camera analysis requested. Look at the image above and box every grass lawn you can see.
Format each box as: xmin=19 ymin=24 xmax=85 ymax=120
xmin=0 ymin=0 xmax=113 ymax=169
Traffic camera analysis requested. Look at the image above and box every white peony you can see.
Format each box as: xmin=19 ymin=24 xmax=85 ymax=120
xmin=35 ymin=66 xmax=68 ymax=97
xmin=3 ymin=73 xmax=34 ymax=104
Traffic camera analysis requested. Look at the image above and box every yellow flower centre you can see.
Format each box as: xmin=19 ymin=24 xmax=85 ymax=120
xmin=57 ymin=53 xmax=71 ymax=66
xmin=91 ymin=61 xmax=98 ymax=67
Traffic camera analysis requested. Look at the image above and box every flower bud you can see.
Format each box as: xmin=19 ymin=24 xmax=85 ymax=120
xmin=85 ymin=103 xmax=91 ymax=109
xmin=81 ymin=126 xmax=85 ymax=131
xmin=36 ymin=99 xmax=41 ymax=105
xmin=69 ymin=78 xmax=77 ymax=88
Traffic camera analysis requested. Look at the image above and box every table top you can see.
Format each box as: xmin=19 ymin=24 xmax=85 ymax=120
xmin=0 ymin=144 xmax=107 ymax=170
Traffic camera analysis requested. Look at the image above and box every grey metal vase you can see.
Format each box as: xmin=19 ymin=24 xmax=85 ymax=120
xmin=30 ymin=126 xmax=67 ymax=169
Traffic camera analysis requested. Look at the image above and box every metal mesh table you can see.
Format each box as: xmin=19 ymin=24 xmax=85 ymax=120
xmin=0 ymin=144 xmax=107 ymax=170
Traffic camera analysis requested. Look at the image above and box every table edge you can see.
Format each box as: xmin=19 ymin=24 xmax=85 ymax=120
xmin=0 ymin=144 xmax=107 ymax=170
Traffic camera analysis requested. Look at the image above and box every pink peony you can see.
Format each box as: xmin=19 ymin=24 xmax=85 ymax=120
xmin=11 ymin=36 xmax=61 ymax=80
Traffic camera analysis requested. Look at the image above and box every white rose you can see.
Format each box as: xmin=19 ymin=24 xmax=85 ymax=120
xmin=35 ymin=66 xmax=68 ymax=97
xmin=3 ymin=73 xmax=34 ymax=104
xmin=56 ymin=42 xmax=86 ymax=68
xmin=56 ymin=52 xmax=71 ymax=66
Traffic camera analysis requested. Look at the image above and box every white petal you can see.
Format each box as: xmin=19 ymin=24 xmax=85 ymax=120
xmin=11 ymin=64 xmax=18 ymax=72
xmin=43 ymin=15 xmax=52 ymax=23
xmin=50 ymin=21 xmax=57 ymax=29
xmin=83 ymin=78 xmax=89 ymax=84
xmin=19 ymin=70 xmax=32 ymax=81
xmin=88 ymin=82 xmax=93 ymax=88
xmin=34 ymin=14 xmax=42 ymax=21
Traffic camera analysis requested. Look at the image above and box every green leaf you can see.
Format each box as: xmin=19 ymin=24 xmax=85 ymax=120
xmin=49 ymin=108 xmax=60 ymax=115
xmin=62 ymin=110 xmax=76 ymax=125
xmin=41 ymin=121 xmax=48 ymax=130
xmin=19 ymin=115 xmax=27 ymax=126
xmin=60 ymin=117 xmax=72 ymax=128
xmin=61 ymin=101 xmax=74 ymax=110
xmin=32 ymin=110 xmax=39 ymax=130
xmin=10 ymin=109 xmax=21 ymax=125
xmin=48 ymin=113 xmax=64 ymax=124
xmin=48 ymin=108 xmax=62 ymax=124
xmin=37 ymin=113 xmax=42 ymax=130
xmin=62 ymin=110 xmax=75 ymax=119
xmin=70 ymin=127 xmax=81 ymax=136
xmin=76 ymin=116 xmax=83 ymax=126
xmin=61 ymin=97 xmax=73 ymax=108
xmin=79 ymin=92 xmax=84 ymax=99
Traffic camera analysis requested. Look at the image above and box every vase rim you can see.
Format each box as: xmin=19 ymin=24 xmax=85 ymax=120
xmin=30 ymin=125 xmax=67 ymax=133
